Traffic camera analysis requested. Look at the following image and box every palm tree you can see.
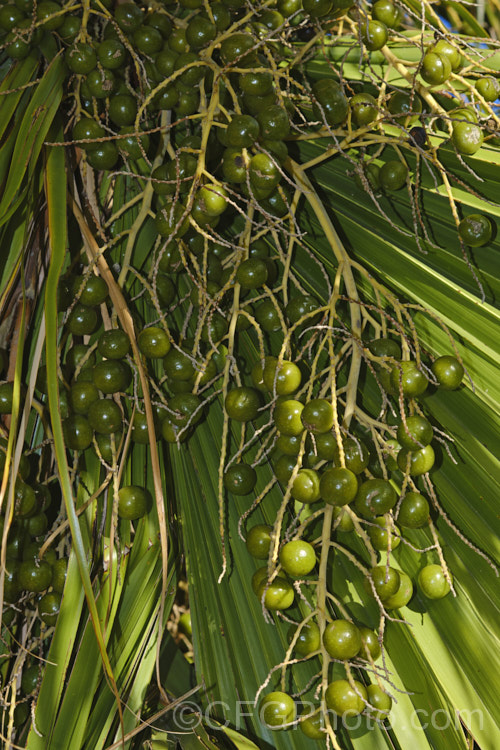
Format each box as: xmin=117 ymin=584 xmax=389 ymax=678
xmin=0 ymin=1 xmax=498 ymax=748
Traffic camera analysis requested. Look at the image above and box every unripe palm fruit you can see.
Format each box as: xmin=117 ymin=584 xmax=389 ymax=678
xmin=279 ymin=540 xmax=316 ymax=576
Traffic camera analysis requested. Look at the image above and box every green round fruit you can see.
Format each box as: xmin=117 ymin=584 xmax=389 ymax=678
xmin=388 ymin=90 xmax=423 ymax=125
xmin=312 ymin=78 xmax=349 ymax=127
xmin=86 ymin=67 xmax=116 ymax=99
xmin=38 ymin=591 xmax=61 ymax=626
xmin=368 ymin=516 xmax=400 ymax=551
xmin=449 ymin=107 xmax=478 ymax=125
xmin=350 ymin=92 xmax=378 ymax=127
xmin=73 ymin=274 xmax=109 ymax=307
xmin=303 ymin=0 xmax=333 ymax=17
xmin=291 ymin=469 xmax=321 ymax=504
xmin=458 ymin=214 xmax=492 ymax=247
xmin=255 ymin=300 xmax=283 ymax=332
xmin=169 ymin=393 xmax=202 ymax=428
xmin=51 ymin=557 xmax=67 ymax=593
xmin=63 ymin=415 xmax=93 ymax=451
xmin=359 ymin=626 xmax=382 ymax=661
xmin=384 ymin=570 xmax=413 ymax=609
xmin=18 ymin=559 xmax=52 ymax=592
xmin=285 ymin=295 xmax=320 ymax=325
xmin=163 ymin=348 xmax=196 ymax=381
xmin=332 ymin=506 xmax=355 ymax=532
xmin=114 ymin=2 xmax=143 ymax=32
xmin=390 ymin=361 xmax=428 ymax=397
xmin=130 ymin=412 xmax=154 ymax=444
xmin=161 ymin=417 xmax=190 ymax=444
xmin=433 ymin=39 xmax=462 ymax=72
xmin=155 ymin=202 xmax=190 ymax=238
xmin=197 ymin=184 xmax=228 ymax=217
xmin=70 ymin=381 xmax=99 ymax=415
xmin=236 ymin=258 xmax=269 ymax=290
xmin=219 ymin=32 xmax=254 ymax=65
xmin=118 ymin=126 xmax=150 ymax=159
xmin=86 ymin=142 xmax=119 ymax=170
xmin=325 ymin=679 xmax=367 ymax=717
xmin=88 ymin=399 xmax=123 ymax=435
xmin=320 ymin=467 xmax=358 ymax=506
xmin=301 ymin=398 xmax=334 ymax=434
xmin=108 ymin=94 xmax=137 ymax=127
xmin=288 ymin=620 xmax=321 ymax=656
xmin=65 ymin=42 xmax=97 ymax=74
xmin=398 ymin=491 xmax=430 ymax=528
xmin=323 ymin=619 xmax=362 ymax=660
xmin=396 ymin=415 xmax=433 ymax=450
xmin=361 ymin=19 xmax=388 ymax=51
xmin=259 ymin=691 xmax=296 ymax=728
xmin=95 ymin=430 xmax=123 ymax=462
xmin=222 ymin=147 xmax=247 ymax=183
xmin=133 ymin=24 xmax=163 ymax=55
xmin=138 ymin=326 xmax=171 ymax=359
xmin=372 ymin=0 xmax=399 ymax=26
xmin=246 ymin=525 xmax=272 ymax=559
xmin=257 ymin=576 xmax=295 ymax=610
xmin=355 ymin=160 xmax=380 ymax=191
xmin=97 ymin=329 xmax=130 ymax=360
xmin=300 ymin=710 xmax=326 ymax=739
xmin=26 ymin=512 xmax=47 ymax=538
xmin=36 ymin=1 xmax=64 ymax=30
xmin=263 ymin=358 xmax=301 ymax=396
xmin=354 ymin=479 xmax=397 ymax=517
xmin=0 ymin=4 xmax=24 ymax=31
xmin=475 ymin=75 xmax=500 ymax=102
xmin=14 ymin=481 xmax=37 ymax=518
xmin=239 ymin=69 xmax=274 ymax=97
xmin=21 ymin=664 xmax=40 ymax=695
xmin=65 ymin=344 xmax=95 ymax=373
xmin=225 ymin=387 xmax=260 ymax=422
xmin=227 ymin=114 xmax=260 ymax=147
xmin=274 ymin=399 xmax=304 ymax=436
xmin=223 ymin=463 xmax=257 ymax=495
xmin=97 ymin=38 xmax=126 ymax=70
xmin=251 ymin=566 xmax=269 ymax=595
xmin=340 ymin=437 xmax=370 ymax=474
xmin=0 ymin=382 xmax=14 ymax=413
xmin=276 ymin=433 xmax=302 ymax=456
xmin=431 ymin=355 xmax=464 ymax=390
xmin=248 ymin=153 xmax=281 ymax=193
xmin=367 ymin=565 xmax=400 ymax=600
xmin=397 ymin=444 xmax=435 ymax=475
xmin=5 ymin=29 xmax=31 ymax=60
xmin=178 ymin=611 xmax=192 ymax=636
xmin=366 ymin=684 xmax=392 ymax=720
xmin=368 ymin=337 xmax=401 ymax=361
xmin=418 ymin=563 xmax=452 ymax=599
xmin=118 ymin=485 xmax=151 ymax=520
xmin=379 ymin=160 xmax=408 ymax=191
xmin=274 ymin=454 xmax=298 ymax=485
xmin=155 ymin=274 xmax=176 ymax=308
xmin=3 ymin=562 xmax=20 ymax=602
xmin=279 ymin=540 xmax=316 ymax=576
xmin=452 ymin=122 xmax=483 ymax=155
xmin=93 ymin=360 xmax=131 ymax=393
xmin=421 ymin=51 xmax=452 ymax=85
xmin=256 ymin=105 xmax=290 ymax=140
xmin=66 ymin=303 xmax=99 ymax=336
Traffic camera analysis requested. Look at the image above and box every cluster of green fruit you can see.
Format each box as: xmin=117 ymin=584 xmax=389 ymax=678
xmin=0 ymin=449 xmax=67 ymax=632
xmin=0 ymin=0 xmax=496 ymax=742
xmin=227 ymin=345 xmax=461 ymax=736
